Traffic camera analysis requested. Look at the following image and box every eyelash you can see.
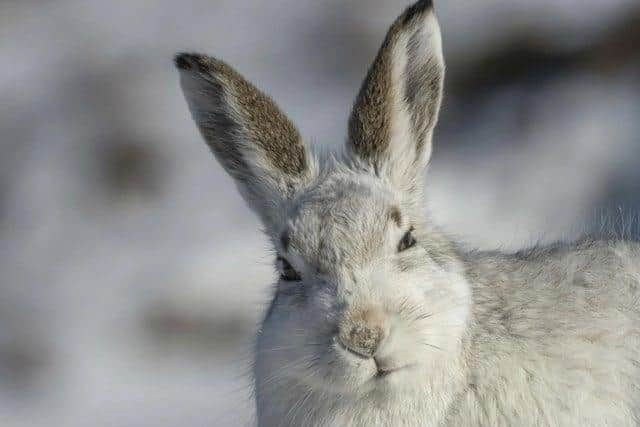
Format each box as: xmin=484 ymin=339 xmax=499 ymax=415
xmin=277 ymin=257 xmax=301 ymax=282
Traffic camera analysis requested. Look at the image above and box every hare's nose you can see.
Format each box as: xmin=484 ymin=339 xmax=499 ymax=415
xmin=337 ymin=309 xmax=387 ymax=358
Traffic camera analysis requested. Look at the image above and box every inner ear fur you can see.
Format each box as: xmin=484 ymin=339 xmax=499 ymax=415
xmin=176 ymin=53 xmax=314 ymax=227
xmin=347 ymin=0 xmax=444 ymax=179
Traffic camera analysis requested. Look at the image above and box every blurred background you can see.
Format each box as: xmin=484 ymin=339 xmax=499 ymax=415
xmin=1 ymin=0 xmax=639 ymax=426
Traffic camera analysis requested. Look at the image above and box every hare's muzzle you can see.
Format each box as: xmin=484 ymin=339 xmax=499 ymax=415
xmin=337 ymin=307 xmax=388 ymax=358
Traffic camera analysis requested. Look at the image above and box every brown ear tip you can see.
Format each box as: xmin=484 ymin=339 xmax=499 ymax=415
xmin=403 ymin=0 xmax=434 ymax=25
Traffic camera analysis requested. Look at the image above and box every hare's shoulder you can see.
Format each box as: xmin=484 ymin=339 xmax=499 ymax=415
xmin=519 ymin=239 xmax=640 ymax=311
xmin=539 ymin=239 xmax=640 ymax=296
xmin=467 ymin=239 xmax=640 ymax=291
xmin=468 ymin=238 xmax=640 ymax=342
xmin=498 ymin=239 xmax=640 ymax=290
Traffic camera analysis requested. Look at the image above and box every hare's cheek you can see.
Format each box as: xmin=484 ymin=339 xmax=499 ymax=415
xmin=276 ymin=280 xmax=309 ymax=305
xmin=395 ymin=245 xmax=429 ymax=273
xmin=319 ymin=346 xmax=377 ymax=390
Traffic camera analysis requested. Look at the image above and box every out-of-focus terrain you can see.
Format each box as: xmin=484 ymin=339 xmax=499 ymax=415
xmin=1 ymin=1 xmax=639 ymax=426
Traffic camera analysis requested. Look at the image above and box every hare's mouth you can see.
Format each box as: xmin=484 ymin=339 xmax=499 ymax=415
xmin=375 ymin=367 xmax=397 ymax=379
xmin=374 ymin=362 xmax=414 ymax=380
xmin=334 ymin=337 xmax=412 ymax=382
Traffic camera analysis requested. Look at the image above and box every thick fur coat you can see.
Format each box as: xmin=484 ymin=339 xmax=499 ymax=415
xmin=175 ymin=1 xmax=640 ymax=425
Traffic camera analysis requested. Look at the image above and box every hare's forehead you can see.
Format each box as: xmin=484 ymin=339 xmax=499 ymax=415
xmin=283 ymin=173 xmax=402 ymax=246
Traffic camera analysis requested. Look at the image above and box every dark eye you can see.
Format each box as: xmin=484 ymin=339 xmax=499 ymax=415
xmin=398 ymin=228 xmax=417 ymax=252
xmin=277 ymin=257 xmax=301 ymax=282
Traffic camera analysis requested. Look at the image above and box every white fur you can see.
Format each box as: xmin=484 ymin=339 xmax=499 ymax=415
xmin=176 ymin=3 xmax=640 ymax=426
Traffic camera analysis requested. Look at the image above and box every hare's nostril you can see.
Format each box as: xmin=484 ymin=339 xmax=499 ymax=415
xmin=337 ymin=323 xmax=384 ymax=359
xmin=337 ymin=336 xmax=372 ymax=359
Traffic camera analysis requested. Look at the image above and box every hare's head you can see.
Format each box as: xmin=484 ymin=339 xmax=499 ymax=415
xmin=176 ymin=0 xmax=470 ymax=414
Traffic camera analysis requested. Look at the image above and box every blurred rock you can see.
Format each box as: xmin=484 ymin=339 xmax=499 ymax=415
xmin=94 ymin=136 xmax=166 ymax=202
xmin=142 ymin=298 xmax=252 ymax=356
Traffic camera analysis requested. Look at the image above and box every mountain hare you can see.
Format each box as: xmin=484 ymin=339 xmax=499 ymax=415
xmin=175 ymin=1 xmax=640 ymax=425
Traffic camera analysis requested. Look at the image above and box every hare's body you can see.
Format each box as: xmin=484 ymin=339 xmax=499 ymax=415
xmin=175 ymin=1 xmax=640 ymax=425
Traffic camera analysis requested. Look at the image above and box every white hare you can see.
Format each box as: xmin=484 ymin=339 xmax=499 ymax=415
xmin=175 ymin=1 xmax=640 ymax=426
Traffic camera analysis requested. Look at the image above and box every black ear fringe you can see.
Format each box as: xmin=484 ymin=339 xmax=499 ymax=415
xmin=173 ymin=52 xmax=209 ymax=71
xmin=403 ymin=0 xmax=434 ymax=25
xmin=174 ymin=53 xmax=194 ymax=70
xmin=174 ymin=54 xmax=190 ymax=70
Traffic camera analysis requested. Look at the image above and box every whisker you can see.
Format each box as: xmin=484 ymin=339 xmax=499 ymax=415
xmin=255 ymin=355 xmax=320 ymax=393
xmin=420 ymin=341 xmax=444 ymax=351
xmin=255 ymin=343 xmax=325 ymax=354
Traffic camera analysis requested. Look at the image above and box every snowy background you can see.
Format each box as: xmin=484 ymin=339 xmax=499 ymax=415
xmin=1 ymin=1 xmax=639 ymax=426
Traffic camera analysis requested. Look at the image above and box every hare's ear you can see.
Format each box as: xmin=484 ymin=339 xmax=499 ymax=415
xmin=175 ymin=53 xmax=313 ymax=229
xmin=347 ymin=1 xmax=444 ymax=192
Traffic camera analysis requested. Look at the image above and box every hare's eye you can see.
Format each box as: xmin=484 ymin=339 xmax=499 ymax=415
xmin=277 ymin=257 xmax=301 ymax=282
xmin=398 ymin=228 xmax=417 ymax=252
